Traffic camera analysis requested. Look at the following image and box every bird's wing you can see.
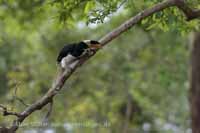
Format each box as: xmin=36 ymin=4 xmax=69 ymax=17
xmin=57 ymin=44 xmax=75 ymax=63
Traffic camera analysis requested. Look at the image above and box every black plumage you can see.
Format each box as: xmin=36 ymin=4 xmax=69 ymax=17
xmin=57 ymin=41 xmax=88 ymax=63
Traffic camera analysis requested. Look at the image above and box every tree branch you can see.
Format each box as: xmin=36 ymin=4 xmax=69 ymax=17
xmin=0 ymin=104 xmax=21 ymax=117
xmin=99 ymin=0 xmax=175 ymax=45
xmin=42 ymin=99 xmax=53 ymax=124
xmin=13 ymin=83 xmax=29 ymax=107
xmin=173 ymin=0 xmax=200 ymax=21
xmin=4 ymin=0 xmax=199 ymax=132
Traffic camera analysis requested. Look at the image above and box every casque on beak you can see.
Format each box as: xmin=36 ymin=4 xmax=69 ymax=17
xmin=83 ymin=40 xmax=102 ymax=50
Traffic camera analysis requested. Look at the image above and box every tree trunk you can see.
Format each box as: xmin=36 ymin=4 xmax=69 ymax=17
xmin=0 ymin=127 xmax=13 ymax=133
xmin=190 ymin=32 xmax=200 ymax=133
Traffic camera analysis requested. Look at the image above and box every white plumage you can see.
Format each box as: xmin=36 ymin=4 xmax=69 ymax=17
xmin=61 ymin=54 xmax=78 ymax=69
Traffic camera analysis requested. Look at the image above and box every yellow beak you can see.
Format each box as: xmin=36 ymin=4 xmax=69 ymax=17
xmin=90 ymin=44 xmax=102 ymax=49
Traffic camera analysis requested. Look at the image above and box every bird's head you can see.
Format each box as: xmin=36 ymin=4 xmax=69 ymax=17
xmin=83 ymin=40 xmax=102 ymax=50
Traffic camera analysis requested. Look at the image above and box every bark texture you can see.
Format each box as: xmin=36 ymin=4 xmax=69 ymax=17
xmin=190 ymin=32 xmax=200 ymax=133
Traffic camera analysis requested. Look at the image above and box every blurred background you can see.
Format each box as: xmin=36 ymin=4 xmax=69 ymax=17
xmin=0 ymin=0 xmax=199 ymax=133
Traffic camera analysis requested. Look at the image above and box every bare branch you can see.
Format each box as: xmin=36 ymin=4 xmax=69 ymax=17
xmin=13 ymin=83 xmax=29 ymax=107
xmin=14 ymin=98 xmax=29 ymax=107
xmin=0 ymin=104 xmax=21 ymax=117
xmin=42 ymin=99 xmax=53 ymax=124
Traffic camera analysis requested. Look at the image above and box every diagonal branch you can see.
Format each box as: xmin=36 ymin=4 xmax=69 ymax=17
xmin=6 ymin=0 xmax=199 ymax=132
xmin=99 ymin=0 xmax=175 ymax=45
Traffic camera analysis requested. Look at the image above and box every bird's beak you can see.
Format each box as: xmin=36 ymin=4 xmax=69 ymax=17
xmin=90 ymin=43 xmax=102 ymax=49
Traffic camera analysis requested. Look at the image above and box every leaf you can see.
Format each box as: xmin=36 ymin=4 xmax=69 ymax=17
xmin=141 ymin=18 xmax=149 ymax=25
xmin=146 ymin=23 xmax=157 ymax=30
xmin=84 ymin=1 xmax=95 ymax=14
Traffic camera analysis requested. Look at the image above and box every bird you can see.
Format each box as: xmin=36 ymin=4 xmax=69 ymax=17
xmin=57 ymin=40 xmax=101 ymax=71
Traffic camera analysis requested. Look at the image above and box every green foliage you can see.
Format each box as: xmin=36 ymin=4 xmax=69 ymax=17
xmin=50 ymin=0 xmax=125 ymax=25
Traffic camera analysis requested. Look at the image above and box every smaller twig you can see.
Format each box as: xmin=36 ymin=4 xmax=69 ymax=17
xmin=13 ymin=83 xmax=29 ymax=107
xmin=118 ymin=0 xmax=127 ymax=9
xmin=15 ymin=97 xmax=29 ymax=107
xmin=42 ymin=99 xmax=54 ymax=124
xmin=0 ymin=104 xmax=21 ymax=117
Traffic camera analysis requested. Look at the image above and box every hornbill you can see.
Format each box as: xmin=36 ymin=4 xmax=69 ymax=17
xmin=57 ymin=40 xmax=101 ymax=71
